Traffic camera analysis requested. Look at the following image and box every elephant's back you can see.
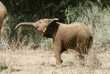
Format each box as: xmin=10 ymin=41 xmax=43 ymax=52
xmin=71 ymin=22 xmax=93 ymax=37
xmin=70 ymin=22 xmax=88 ymax=29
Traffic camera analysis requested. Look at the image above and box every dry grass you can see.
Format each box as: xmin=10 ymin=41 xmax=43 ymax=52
xmin=0 ymin=46 xmax=109 ymax=74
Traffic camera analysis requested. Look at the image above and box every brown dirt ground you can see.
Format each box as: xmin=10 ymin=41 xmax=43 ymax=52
xmin=0 ymin=48 xmax=110 ymax=74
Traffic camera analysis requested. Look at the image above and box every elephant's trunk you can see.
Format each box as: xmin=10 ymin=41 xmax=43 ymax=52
xmin=15 ymin=22 xmax=35 ymax=29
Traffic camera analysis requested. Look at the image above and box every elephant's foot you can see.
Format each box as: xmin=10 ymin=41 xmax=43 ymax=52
xmin=77 ymin=54 xmax=85 ymax=68
xmin=56 ymin=64 xmax=63 ymax=68
xmin=56 ymin=58 xmax=63 ymax=64
xmin=55 ymin=59 xmax=63 ymax=68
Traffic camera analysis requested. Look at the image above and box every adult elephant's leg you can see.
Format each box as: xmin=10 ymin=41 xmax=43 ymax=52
xmin=0 ymin=21 xmax=3 ymax=40
xmin=75 ymin=38 xmax=86 ymax=67
xmin=53 ymin=40 xmax=63 ymax=68
xmin=0 ymin=21 xmax=3 ymax=34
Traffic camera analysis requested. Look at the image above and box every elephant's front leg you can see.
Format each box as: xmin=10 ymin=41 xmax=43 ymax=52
xmin=53 ymin=41 xmax=63 ymax=68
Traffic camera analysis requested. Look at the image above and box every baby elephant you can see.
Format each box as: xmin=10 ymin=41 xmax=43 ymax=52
xmin=15 ymin=18 xmax=93 ymax=68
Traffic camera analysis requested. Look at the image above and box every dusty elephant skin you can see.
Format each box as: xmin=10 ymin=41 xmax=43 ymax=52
xmin=0 ymin=1 xmax=7 ymax=33
xmin=15 ymin=18 xmax=93 ymax=68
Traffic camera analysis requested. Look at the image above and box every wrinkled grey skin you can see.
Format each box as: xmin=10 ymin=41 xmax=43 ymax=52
xmin=0 ymin=1 xmax=7 ymax=34
xmin=15 ymin=18 xmax=93 ymax=68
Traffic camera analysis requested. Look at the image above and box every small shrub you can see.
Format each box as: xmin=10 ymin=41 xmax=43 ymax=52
xmin=44 ymin=38 xmax=53 ymax=50
xmin=0 ymin=56 xmax=14 ymax=73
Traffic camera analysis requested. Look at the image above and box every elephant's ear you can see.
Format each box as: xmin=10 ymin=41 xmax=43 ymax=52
xmin=43 ymin=18 xmax=59 ymax=32
xmin=49 ymin=18 xmax=59 ymax=24
xmin=15 ymin=22 xmax=36 ymax=30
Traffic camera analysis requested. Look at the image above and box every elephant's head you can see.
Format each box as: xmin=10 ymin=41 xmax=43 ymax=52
xmin=15 ymin=18 xmax=59 ymax=38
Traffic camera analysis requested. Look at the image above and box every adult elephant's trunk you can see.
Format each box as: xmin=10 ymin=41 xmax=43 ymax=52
xmin=15 ymin=22 xmax=35 ymax=29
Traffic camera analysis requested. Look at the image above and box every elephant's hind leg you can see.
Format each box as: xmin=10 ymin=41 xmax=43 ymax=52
xmin=76 ymin=44 xmax=86 ymax=67
xmin=78 ymin=54 xmax=85 ymax=67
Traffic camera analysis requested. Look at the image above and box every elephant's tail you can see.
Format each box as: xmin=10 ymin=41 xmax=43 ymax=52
xmin=87 ymin=36 xmax=93 ymax=49
xmin=15 ymin=22 xmax=35 ymax=30
xmin=82 ymin=36 xmax=93 ymax=54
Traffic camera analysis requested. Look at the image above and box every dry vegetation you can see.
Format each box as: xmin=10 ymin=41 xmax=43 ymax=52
xmin=0 ymin=43 xmax=110 ymax=74
xmin=0 ymin=2 xmax=110 ymax=74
